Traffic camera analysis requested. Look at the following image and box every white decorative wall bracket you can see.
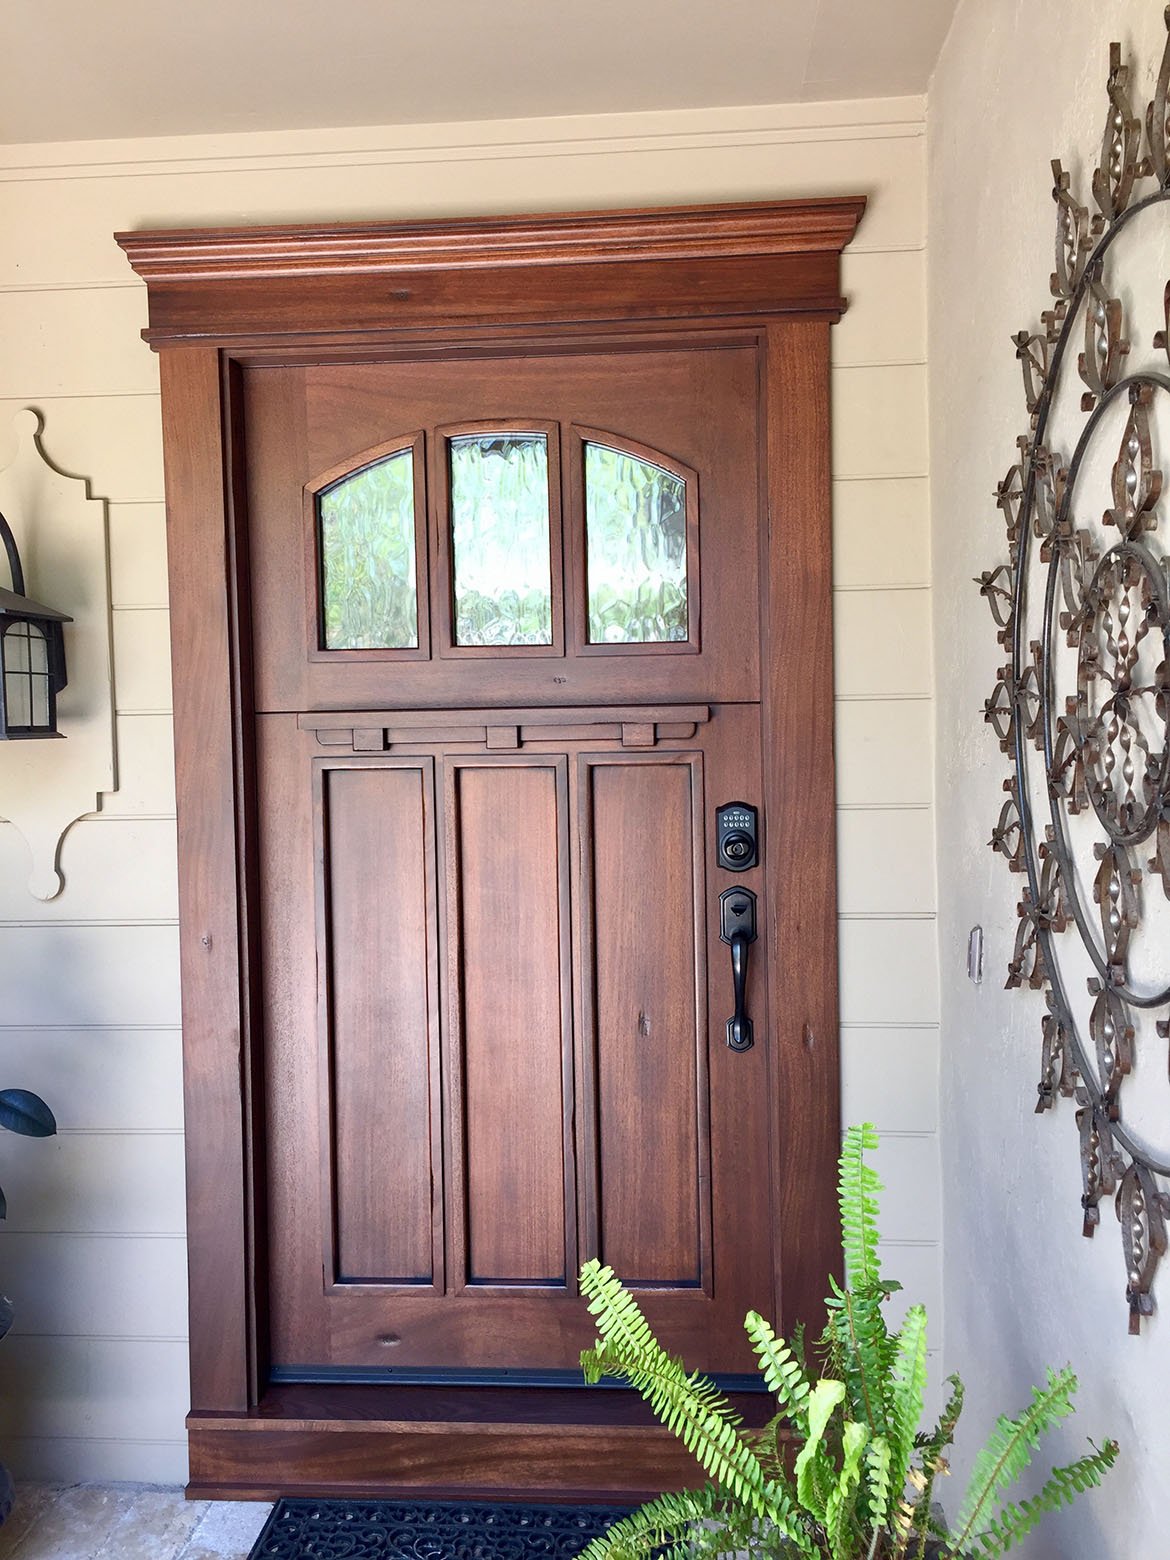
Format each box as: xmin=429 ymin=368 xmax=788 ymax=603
xmin=0 ymin=409 xmax=117 ymax=899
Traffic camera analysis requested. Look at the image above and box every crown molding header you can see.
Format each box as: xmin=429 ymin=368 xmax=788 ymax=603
xmin=117 ymin=198 xmax=866 ymax=282
xmin=116 ymin=197 xmax=867 ymax=344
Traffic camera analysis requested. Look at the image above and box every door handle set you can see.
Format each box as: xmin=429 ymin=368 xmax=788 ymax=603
xmin=716 ymin=800 xmax=760 ymax=1051
xmin=719 ymin=886 xmax=757 ymax=1052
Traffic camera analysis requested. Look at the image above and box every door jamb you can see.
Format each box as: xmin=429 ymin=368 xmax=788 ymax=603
xmin=124 ymin=197 xmax=862 ymax=1492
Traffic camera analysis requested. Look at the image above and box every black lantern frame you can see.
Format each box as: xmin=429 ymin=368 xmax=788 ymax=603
xmin=0 ymin=509 xmax=71 ymax=740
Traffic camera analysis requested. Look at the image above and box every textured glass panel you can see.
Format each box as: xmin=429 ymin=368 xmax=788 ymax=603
xmin=585 ymin=443 xmax=688 ymax=644
xmin=449 ymin=433 xmax=552 ymax=647
xmin=319 ymin=450 xmax=417 ymax=650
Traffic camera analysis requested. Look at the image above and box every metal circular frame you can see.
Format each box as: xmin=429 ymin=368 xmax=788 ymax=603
xmin=983 ymin=17 xmax=1170 ymax=1332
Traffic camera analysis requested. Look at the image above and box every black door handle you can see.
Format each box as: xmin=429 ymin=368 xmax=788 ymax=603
xmin=719 ymin=888 xmax=758 ymax=1052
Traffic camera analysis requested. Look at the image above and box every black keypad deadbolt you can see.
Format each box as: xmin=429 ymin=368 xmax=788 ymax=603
xmin=716 ymin=801 xmax=759 ymax=872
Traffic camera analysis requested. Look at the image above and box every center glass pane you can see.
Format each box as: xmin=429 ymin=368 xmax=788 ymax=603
xmin=585 ymin=443 xmax=688 ymax=644
xmin=449 ymin=433 xmax=552 ymax=647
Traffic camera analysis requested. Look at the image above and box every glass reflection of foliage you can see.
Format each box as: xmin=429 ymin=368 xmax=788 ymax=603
xmin=585 ymin=443 xmax=687 ymax=644
xmin=449 ymin=433 xmax=552 ymax=647
xmin=319 ymin=450 xmax=418 ymax=650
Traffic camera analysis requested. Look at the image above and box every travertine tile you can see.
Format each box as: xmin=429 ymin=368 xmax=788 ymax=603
xmin=0 ymin=1482 xmax=58 ymax=1558
xmin=94 ymin=1487 xmax=204 ymax=1558
xmin=177 ymin=1499 xmax=272 ymax=1558
xmin=2 ymin=1483 xmax=136 ymax=1559
xmin=0 ymin=1484 xmax=269 ymax=1560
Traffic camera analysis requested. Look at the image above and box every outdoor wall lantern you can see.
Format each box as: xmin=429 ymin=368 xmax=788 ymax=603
xmin=0 ymin=508 xmax=71 ymax=740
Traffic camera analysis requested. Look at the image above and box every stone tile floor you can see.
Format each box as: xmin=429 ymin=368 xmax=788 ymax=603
xmin=0 ymin=1484 xmax=272 ymax=1559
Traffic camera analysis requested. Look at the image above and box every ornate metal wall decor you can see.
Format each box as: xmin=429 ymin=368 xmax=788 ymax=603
xmin=983 ymin=13 xmax=1170 ymax=1332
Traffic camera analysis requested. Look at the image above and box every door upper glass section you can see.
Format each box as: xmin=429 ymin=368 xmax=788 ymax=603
xmin=449 ymin=432 xmax=553 ymax=647
xmin=584 ymin=442 xmax=688 ymax=644
xmin=318 ymin=449 xmax=418 ymax=650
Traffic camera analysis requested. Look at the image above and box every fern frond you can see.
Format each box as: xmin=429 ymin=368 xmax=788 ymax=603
xmin=578 ymin=1485 xmax=726 ymax=1560
xmin=969 ymin=1440 xmax=1119 ymax=1557
xmin=793 ymin=1377 xmax=845 ymax=1522
xmin=950 ymin=1367 xmax=1078 ymax=1553
xmin=911 ymin=1373 xmax=963 ymax=1560
xmin=823 ymin=1283 xmax=893 ymax=1442
xmin=824 ymin=1418 xmax=869 ymax=1558
xmin=580 ymin=1259 xmax=661 ymax=1359
xmin=578 ymin=1261 xmax=813 ymax=1551
xmin=918 ymin=1372 xmax=964 ymax=1462
xmin=838 ymin=1122 xmax=883 ymax=1292
xmin=887 ymin=1305 xmax=928 ymax=1489
xmin=865 ymin=1434 xmax=893 ymax=1532
xmin=745 ymin=1309 xmax=811 ymax=1433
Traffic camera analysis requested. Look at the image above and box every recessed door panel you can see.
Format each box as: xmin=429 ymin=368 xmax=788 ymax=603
xmin=447 ymin=759 xmax=572 ymax=1287
xmin=585 ymin=757 xmax=708 ymax=1288
xmin=324 ymin=763 xmax=439 ymax=1287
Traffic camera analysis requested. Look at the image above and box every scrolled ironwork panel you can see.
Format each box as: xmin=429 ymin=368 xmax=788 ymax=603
xmin=986 ymin=13 xmax=1170 ymax=1330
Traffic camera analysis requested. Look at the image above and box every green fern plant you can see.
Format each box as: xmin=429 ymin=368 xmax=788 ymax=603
xmin=577 ymin=1124 xmax=1117 ymax=1559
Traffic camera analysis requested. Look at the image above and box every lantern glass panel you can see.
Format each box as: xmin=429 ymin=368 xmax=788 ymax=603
xmin=3 ymin=621 xmax=51 ymax=732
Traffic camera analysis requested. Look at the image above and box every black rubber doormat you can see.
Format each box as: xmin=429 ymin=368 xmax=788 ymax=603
xmin=249 ymin=1498 xmax=634 ymax=1558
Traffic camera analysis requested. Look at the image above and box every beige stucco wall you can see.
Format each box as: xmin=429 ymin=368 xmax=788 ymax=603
xmin=930 ymin=2 xmax=1169 ymax=1555
xmin=0 ymin=98 xmax=937 ymax=1481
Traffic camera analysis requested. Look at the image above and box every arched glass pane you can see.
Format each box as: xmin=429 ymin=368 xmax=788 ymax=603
xmin=585 ymin=443 xmax=688 ymax=644
xmin=449 ymin=433 xmax=552 ymax=647
xmin=318 ymin=450 xmax=418 ymax=650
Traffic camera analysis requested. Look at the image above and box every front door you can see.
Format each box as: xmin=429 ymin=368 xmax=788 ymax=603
xmin=245 ymin=341 xmax=800 ymax=1382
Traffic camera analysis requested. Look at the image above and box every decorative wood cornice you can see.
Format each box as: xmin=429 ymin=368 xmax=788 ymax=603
xmin=117 ymin=199 xmax=866 ymax=281
xmin=115 ymin=198 xmax=867 ymax=344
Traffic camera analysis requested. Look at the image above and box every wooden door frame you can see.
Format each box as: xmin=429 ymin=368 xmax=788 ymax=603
xmin=117 ymin=198 xmax=865 ymax=1500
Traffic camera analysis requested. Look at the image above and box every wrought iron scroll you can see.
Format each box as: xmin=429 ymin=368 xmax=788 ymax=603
xmin=984 ymin=15 xmax=1170 ymax=1331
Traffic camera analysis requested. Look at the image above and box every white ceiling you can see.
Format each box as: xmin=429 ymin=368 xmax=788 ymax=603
xmin=1 ymin=0 xmax=957 ymax=146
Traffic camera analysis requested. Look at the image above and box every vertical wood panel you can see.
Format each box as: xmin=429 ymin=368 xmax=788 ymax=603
xmin=158 ymin=347 xmax=252 ymax=1411
xmin=587 ymin=759 xmax=703 ymax=1285
xmin=326 ymin=764 xmax=438 ymax=1285
xmin=449 ymin=760 xmax=570 ymax=1285
xmin=763 ymin=319 xmax=842 ymax=1335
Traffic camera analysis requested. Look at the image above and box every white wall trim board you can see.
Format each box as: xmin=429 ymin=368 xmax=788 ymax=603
xmin=0 ymin=97 xmax=926 ymax=184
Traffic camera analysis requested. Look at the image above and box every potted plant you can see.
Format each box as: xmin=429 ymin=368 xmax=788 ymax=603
xmin=0 ymin=1087 xmax=57 ymax=1526
xmin=577 ymin=1124 xmax=1117 ymax=1558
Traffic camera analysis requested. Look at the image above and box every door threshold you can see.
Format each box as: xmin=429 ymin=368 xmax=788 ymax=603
xmin=187 ymin=1381 xmax=772 ymax=1502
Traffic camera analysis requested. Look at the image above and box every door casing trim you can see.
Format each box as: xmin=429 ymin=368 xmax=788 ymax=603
xmin=120 ymin=197 xmax=862 ymax=1497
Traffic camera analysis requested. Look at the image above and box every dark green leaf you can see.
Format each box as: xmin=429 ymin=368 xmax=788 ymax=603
xmin=0 ymin=1089 xmax=56 ymax=1137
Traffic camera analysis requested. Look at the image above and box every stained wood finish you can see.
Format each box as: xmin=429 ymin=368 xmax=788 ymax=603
xmin=120 ymin=199 xmax=861 ymax=1497
xmin=324 ymin=763 xmax=438 ymax=1286
xmin=116 ymin=199 xmax=865 ymax=343
xmin=158 ymin=349 xmax=255 ymax=1413
xmin=447 ymin=759 xmax=571 ymax=1287
xmin=762 ymin=321 xmax=844 ymax=1334
xmin=187 ymin=1385 xmax=774 ymax=1500
xmin=587 ymin=758 xmax=706 ymax=1286
xmin=261 ymin=711 xmax=773 ymax=1377
xmin=243 ymin=347 xmax=762 ymax=711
